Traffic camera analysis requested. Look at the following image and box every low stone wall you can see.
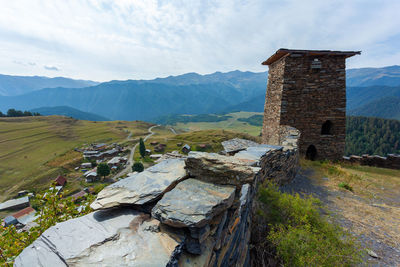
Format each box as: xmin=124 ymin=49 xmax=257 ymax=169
xmin=342 ymin=154 xmax=400 ymax=170
xmin=15 ymin=138 xmax=299 ymax=267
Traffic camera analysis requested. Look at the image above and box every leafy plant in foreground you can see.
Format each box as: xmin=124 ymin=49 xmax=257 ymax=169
xmin=0 ymin=189 xmax=94 ymax=265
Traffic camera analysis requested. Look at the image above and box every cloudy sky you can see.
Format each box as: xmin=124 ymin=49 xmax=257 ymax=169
xmin=0 ymin=0 xmax=399 ymax=81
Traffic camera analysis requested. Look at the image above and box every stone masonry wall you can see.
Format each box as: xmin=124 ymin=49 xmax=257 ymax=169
xmin=262 ymin=53 xmax=348 ymax=160
xmin=262 ymin=57 xmax=286 ymax=145
xmin=15 ymin=137 xmax=299 ymax=267
xmin=342 ymin=154 xmax=400 ymax=170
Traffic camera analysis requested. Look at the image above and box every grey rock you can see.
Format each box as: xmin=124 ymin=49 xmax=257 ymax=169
xmin=234 ymin=145 xmax=280 ymax=166
xmin=239 ymin=184 xmax=251 ymax=214
xmin=152 ymin=178 xmax=235 ymax=228
xmin=179 ymin=238 xmax=215 ymax=266
xmin=185 ymin=152 xmax=258 ymax=187
xmin=91 ymin=159 xmax=186 ymax=210
xmin=189 ymin=225 xmax=211 ymax=243
xmin=15 ymin=209 xmax=184 ymax=267
xmin=221 ymin=138 xmax=259 ymax=154
xmin=367 ymin=249 xmax=379 ymax=258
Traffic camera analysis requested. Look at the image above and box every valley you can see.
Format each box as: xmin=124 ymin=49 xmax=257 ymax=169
xmin=0 ymin=116 xmax=151 ymax=201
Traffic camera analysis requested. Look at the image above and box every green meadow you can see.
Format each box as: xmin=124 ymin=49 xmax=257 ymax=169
xmin=0 ymin=116 xmax=151 ymax=201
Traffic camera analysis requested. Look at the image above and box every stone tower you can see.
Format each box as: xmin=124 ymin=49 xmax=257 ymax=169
xmin=261 ymin=49 xmax=360 ymax=160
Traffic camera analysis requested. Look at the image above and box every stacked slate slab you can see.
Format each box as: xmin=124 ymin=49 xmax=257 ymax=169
xmin=15 ymin=137 xmax=300 ymax=267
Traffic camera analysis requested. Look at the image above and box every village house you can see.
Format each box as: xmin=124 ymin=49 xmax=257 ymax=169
xmin=107 ymin=157 xmax=121 ymax=167
xmin=54 ymin=175 xmax=67 ymax=187
xmin=70 ymin=190 xmax=87 ymax=202
xmin=154 ymin=143 xmax=167 ymax=152
xmin=83 ymin=150 xmax=99 ymax=160
xmin=0 ymin=196 xmax=30 ymax=211
xmin=12 ymin=207 xmax=36 ymax=226
xmin=84 ymin=168 xmax=98 ymax=183
xmin=182 ymin=144 xmax=191 ymax=153
xmin=92 ymin=143 xmax=107 ymax=151
xmin=17 ymin=190 xmax=28 ymax=197
xmin=3 ymin=215 xmax=18 ymax=227
xmin=80 ymin=162 xmax=92 ymax=169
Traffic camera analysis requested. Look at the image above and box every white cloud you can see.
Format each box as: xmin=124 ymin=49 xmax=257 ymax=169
xmin=0 ymin=0 xmax=399 ymax=81
xmin=44 ymin=65 xmax=60 ymax=71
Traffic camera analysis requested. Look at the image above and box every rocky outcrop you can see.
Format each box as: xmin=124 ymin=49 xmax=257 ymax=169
xmin=152 ymin=178 xmax=235 ymax=228
xmin=14 ymin=209 xmax=184 ymax=267
xmin=185 ymin=152 xmax=261 ymax=187
xmin=90 ymin=159 xmax=187 ymax=210
xmin=221 ymin=138 xmax=259 ymax=155
xmin=15 ymin=137 xmax=300 ymax=267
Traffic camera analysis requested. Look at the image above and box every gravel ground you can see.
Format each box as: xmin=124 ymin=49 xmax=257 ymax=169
xmin=280 ymin=169 xmax=400 ymax=267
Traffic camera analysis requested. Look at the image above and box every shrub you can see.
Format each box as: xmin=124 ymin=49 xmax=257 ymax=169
xmin=0 ymin=189 xmax=94 ymax=265
xmin=338 ymin=182 xmax=353 ymax=192
xmin=257 ymin=182 xmax=362 ymax=266
xmin=132 ymin=162 xmax=144 ymax=172
xmin=139 ymin=138 xmax=146 ymax=158
xmin=97 ymin=163 xmax=110 ymax=178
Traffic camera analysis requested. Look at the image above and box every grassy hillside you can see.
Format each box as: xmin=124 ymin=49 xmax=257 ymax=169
xmin=170 ymin=112 xmax=263 ymax=136
xmin=30 ymin=106 xmax=110 ymax=121
xmin=133 ymin=126 xmax=260 ymax=164
xmin=0 ymin=116 xmax=151 ymax=201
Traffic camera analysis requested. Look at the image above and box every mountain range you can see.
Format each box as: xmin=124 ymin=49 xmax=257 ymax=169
xmin=0 ymin=66 xmax=399 ymax=121
xmin=0 ymin=74 xmax=98 ymax=96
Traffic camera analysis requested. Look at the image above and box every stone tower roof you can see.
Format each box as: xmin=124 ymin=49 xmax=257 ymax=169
xmin=262 ymin=48 xmax=361 ymax=65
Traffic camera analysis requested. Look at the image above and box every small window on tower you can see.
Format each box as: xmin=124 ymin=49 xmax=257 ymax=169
xmin=321 ymin=120 xmax=333 ymax=135
xmin=311 ymin=58 xmax=321 ymax=69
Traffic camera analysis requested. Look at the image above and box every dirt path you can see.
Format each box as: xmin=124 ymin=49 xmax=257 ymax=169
xmin=113 ymin=125 xmax=159 ymax=179
xmin=281 ymin=168 xmax=400 ymax=267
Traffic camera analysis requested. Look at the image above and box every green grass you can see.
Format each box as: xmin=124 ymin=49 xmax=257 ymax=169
xmin=258 ymin=182 xmax=362 ymax=266
xmin=172 ymin=111 xmax=263 ymax=136
xmin=0 ymin=116 xmax=151 ymax=201
xmin=338 ymin=182 xmax=353 ymax=192
xmin=301 ymin=159 xmax=400 ymax=250
xmin=134 ymin=126 xmax=260 ymax=162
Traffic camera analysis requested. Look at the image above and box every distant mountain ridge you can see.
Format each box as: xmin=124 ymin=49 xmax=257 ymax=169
xmin=348 ymin=96 xmax=400 ymax=120
xmin=347 ymin=65 xmax=400 ymax=87
xmin=30 ymin=106 xmax=109 ymax=121
xmin=0 ymin=74 xmax=98 ymax=96
xmin=0 ymin=66 xmax=399 ymax=121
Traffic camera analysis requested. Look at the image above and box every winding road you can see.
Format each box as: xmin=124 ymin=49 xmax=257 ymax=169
xmin=113 ymin=124 xmax=159 ymax=179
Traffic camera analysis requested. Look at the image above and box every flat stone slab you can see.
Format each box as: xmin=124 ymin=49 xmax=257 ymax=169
xmin=152 ymin=178 xmax=235 ymax=228
xmin=15 ymin=209 xmax=184 ymax=267
xmin=185 ymin=152 xmax=259 ymax=186
xmin=221 ymin=138 xmax=259 ymax=154
xmin=234 ymin=145 xmax=281 ymax=165
xmin=91 ymin=159 xmax=186 ymax=210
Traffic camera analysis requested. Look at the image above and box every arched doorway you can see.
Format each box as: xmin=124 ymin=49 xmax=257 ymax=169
xmin=306 ymin=145 xmax=317 ymax=160
xmin=321 ymin=120 xmax=333 ymax=135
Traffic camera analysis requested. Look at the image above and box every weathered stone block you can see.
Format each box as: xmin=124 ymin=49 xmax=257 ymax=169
xmin=185 ymin=152 xmax=258 ymax=187
xmin=91 ymin=159 xmax=186 ymax=210
xmin=152 ymin=178 xmax=235 ymax=228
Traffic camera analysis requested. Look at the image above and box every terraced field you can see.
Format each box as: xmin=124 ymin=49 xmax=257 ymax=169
xmin=0 ymin=116 xmax=151 ymax=201
xmin=171 ymin=111 xmax=263 ymax=136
